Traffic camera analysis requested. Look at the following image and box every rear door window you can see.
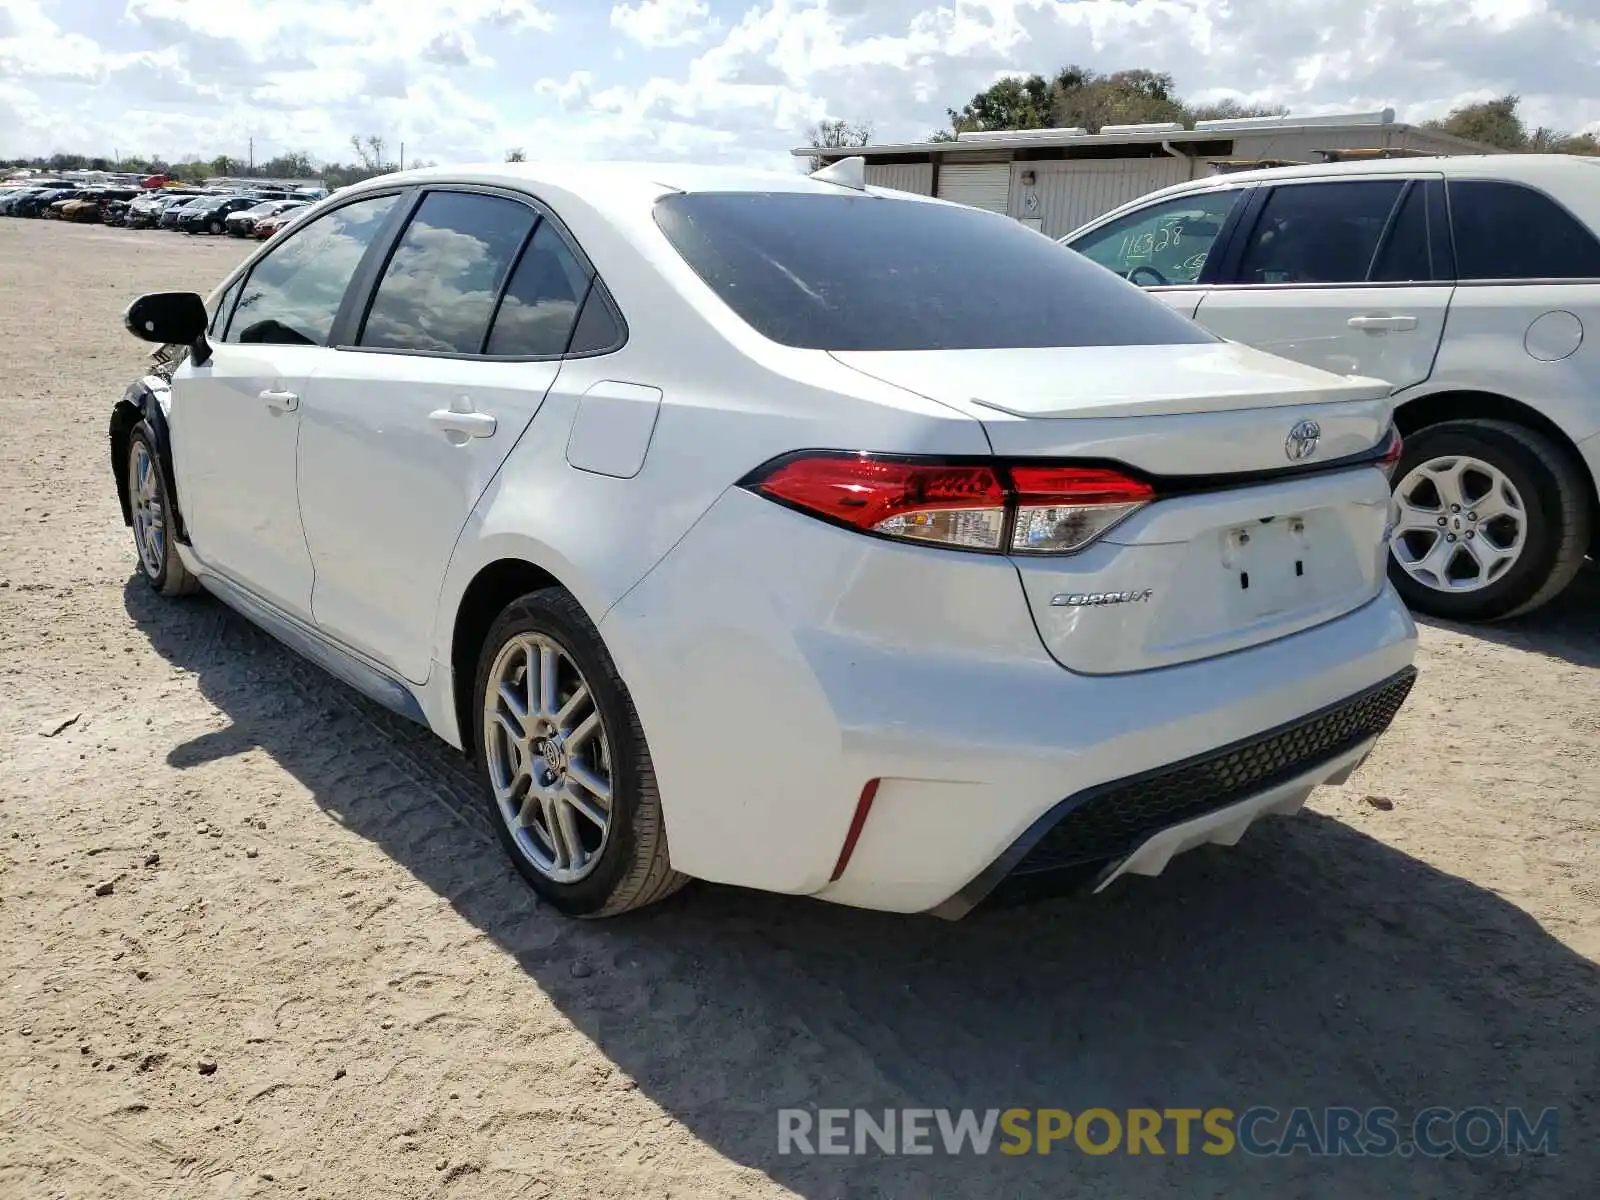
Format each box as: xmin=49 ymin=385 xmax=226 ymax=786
xmin=1447 ymin=179 xmax=1600 ymax=280
xmin=565 ymin=285 xmax=624 ymax=356
xmin=1368 ymin=182 xmax=1437 ymax=283
xmin=654 ymin=191 xmax=1214 ymax=350
xmin=483 ymin=221 xmax=594 ymax=356
xmin=1232 ymin=181 xmax=1405 ymax=285
xmin=358 ymin=191 xmax=536 ymax=355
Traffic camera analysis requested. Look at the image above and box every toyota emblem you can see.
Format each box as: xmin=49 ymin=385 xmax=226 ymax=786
xmin=1285 ymin=419 xmax=1322 ymax=461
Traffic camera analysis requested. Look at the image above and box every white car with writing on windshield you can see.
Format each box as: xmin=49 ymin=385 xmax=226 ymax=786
xmin=1063 ymin=154 xmax=1600 ymax=623
xmin=110 ymin=160 xmax=1416 ymax=919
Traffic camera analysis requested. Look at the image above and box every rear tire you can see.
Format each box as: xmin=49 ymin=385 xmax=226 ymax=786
xmin=208 ymin=219 xmax=222 ymax=234
xmin=127 ymin=422 xmax=199 ymax=597
xmin=1387 ymin=419 xmax=1590 ymax=621
xmin=471 ymin=588 xmax=687 ymax=917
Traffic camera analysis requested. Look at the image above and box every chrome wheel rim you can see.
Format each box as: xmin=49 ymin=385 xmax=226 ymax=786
xmin=483 ymin=633 xmax=612 ymax=883
xmin=129 ymin=441 xmax=165 ymax=578
xmin=1391 ymin=454 xmax=1526 ymax=593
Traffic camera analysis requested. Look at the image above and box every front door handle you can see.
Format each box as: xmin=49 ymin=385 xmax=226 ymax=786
xmin=259 ymin=388 xmax=299 ymax=412
xmin=428 ymin=408 xmax=497 ymax=438
xmin=1347 ymin=314 xmax=1418 ymax=332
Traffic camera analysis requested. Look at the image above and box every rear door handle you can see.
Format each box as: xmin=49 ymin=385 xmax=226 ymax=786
xmin=1347 ymin=314 xmax=1418 ymax=332
xmin=428 ymin=408 xmax=497 ymax=438
xmin=259 ymin=388 xmax=299 ymax=412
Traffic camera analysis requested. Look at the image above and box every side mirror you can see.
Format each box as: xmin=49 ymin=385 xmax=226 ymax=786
xmin=124 ymin=292 xmax=208 ymax=346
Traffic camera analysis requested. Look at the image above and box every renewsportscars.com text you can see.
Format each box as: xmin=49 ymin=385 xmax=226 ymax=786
xmin=777 ymin=1106 xmax=1559 ymax=1158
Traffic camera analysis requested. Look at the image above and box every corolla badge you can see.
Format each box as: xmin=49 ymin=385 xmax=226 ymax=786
xmin=1285 ymin=419 xmax=1322 ymax=461
xmin=1049 ymin=589 xmax=1154 ymax=608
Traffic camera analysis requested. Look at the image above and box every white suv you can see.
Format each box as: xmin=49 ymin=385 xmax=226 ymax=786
xmin=110 ymin=163 xmax=1417 ymax=918
xmin=1063 ymin=154 xmax=1600 ymax=622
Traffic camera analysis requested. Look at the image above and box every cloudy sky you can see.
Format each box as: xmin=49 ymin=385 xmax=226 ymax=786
xmin=2 ymin=0 xmax=1598 ymax=169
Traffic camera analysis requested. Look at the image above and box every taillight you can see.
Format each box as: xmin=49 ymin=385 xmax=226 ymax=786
xmin=741 ymin=452 xmax=1154 ymax=555
xmin=1008 ymin=465 xmax=1155 ymax=555
xmin=1377 ymin=425 xmax=1403 ymax=479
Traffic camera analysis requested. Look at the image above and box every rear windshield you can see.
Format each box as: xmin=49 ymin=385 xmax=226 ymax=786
xmin=652 ymin=191 xmax=1215 ymax=351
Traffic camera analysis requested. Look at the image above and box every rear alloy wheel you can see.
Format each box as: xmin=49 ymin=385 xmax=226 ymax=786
xmin=472 ymin=589 xmax=686 ymax=916
xmin=1387 ymin=419 xmax=1590 ymax=621
xmin=127 ymin=422 xmax=199 ymax=597
xmin=207 ymin=219 xmax=223 ymax=234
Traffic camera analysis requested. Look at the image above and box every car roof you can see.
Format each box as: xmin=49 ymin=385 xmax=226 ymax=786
xmin=335 ymin=160 xmax=922 ymax=223
xmin=383 ymin=160 xmax=858 ymax=193
xmin=1156 ymin=153 xmax=1600 ymax=191
xmin=1066 ymin=153 xmax=1600 ymax=238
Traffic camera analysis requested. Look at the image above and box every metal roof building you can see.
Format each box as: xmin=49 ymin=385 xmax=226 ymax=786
xmin=794 ymin=110 xmax=1495 ymax=239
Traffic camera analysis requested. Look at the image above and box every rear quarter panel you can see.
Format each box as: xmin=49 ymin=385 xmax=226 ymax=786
xmin=1401 ymin=282 xmax=1600 ymax=454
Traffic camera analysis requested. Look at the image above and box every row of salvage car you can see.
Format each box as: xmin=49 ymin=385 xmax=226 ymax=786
xmin=0 ymin=180 xmax=323 ymax=239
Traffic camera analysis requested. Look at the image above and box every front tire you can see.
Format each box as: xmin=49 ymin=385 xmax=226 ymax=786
xmin=127 ymin=422 xmax=199 ymax=597
xmin=471 ymin=588 xmax=687 ymax=917
xmin=1388 ymin=419 xmax=1590 ymax=621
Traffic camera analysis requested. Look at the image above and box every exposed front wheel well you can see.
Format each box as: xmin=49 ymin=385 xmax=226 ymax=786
xmin=1393 ymin=390 xmax=1598 ymax=543
xmin=449 ymin=559 xmax=563 ymax=755
xmin=109 ymin=400 xmax=142 ymax=525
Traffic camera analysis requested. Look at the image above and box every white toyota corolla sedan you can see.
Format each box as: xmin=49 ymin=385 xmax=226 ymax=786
xmin=111 ymin=161 xmax=1418 ymax=919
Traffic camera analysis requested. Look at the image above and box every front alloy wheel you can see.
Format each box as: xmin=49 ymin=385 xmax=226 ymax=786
xmin=126 ymin=422 xmax=198 ymax=597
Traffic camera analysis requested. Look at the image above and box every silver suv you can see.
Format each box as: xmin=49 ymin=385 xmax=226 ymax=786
xmin=1063 ymin=154 xmax=1600 ymax=621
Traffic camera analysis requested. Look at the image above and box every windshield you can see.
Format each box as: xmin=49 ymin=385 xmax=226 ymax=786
xmin=652 ymin=191 xmax=1215 ymax=352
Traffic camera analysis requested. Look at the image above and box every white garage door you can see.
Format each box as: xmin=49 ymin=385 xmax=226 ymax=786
xmin=864 ymin=162 xmax=934 ymax=195
xmin=935 ymin=162 xmax=1011 ymax=214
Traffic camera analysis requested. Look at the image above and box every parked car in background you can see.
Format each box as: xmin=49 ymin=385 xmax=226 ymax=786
xmin=27 ymin=189 xmax=89 ymax=218
xmin=109 ymin=162 xmax=1417 ymax=920
xmin=58 ymin=196 xmax=103 ymax=222
xmin=44 ymin=193 xmax=91 ymax=219
xmin=1062 ymin=154 xmax=1600 ymax=622
xmin=0 ymin=182 xmax=73 ymax=215
xmin=61 ymin=189 xmax=139 ymax=223
xmin=159 ymin=196 xmax=209 ymax=230
xmin=0 ymin=188 xmax=39 ymax=216
xmin=176 ymin=195 xmax=257 ymax=235
xmin=125 ymin=191 xmax=194 ymax=228
xmin=123 ymin=192 xmax=164 ymax=228
xmin=225 ymin=199 xmax=306 ymax=237
xmin=249 ymin=207 xmax=306 ymax=239
xmin=103 ymin=199 xmax=132 ymax=227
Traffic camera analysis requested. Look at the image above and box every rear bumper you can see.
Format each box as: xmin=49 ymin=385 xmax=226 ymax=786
xmin=603 ymin=488 xmax=1419 ymax=913
xmin=929 ymin=667 xmax=1415 ymax=917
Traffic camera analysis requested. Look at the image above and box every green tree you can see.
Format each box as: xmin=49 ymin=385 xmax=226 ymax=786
xmin=943 ymin=74 xmax=1054 ymax=135
xmin=1425 ymin=94 xmax=1600 ymax=154
xmin=931 ymin=67 xmax=1287 ymax=140
xmin=1185 ymin=96 xmax=1290 ymax=124
xmin=1050 ymin=66 xmax=1185 ymax=130
xmin=1426 ymin=95 xmax=1526 ymax=150
xmin=505 ymin=147 xmax=527 ymax=162
xmin=805 ymin=119 xmax=871 ymax=171
xmin=260 ymin=151 xmax=318 ymax=179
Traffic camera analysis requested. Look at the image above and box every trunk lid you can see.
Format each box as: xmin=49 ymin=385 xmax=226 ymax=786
xmin=830 ymin=341 xmax=1392 ymax=471
xmin=832 ymin=343 xmax=1396 ymax=674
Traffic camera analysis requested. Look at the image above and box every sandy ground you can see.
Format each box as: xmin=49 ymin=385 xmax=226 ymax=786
xmin=0 ymin=218 xmax=1596 ymax=1199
